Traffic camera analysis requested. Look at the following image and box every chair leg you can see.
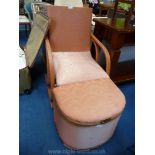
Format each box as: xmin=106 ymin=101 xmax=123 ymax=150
xmin=50 ymin=99 xmax=53 ymax=109
xmin=47 ymin=85 xmax=52 ymax=99
xmin=45 ymin=73 xmax=54 ymax=109
xmin=45 ymin=74 xmax=50 ymax=86
xmin=47 ymin=85 xmax=54 ymax=109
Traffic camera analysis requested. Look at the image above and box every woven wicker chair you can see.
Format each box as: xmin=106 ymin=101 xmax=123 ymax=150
xmin=45 ymin=6 xmax=125 ymax=150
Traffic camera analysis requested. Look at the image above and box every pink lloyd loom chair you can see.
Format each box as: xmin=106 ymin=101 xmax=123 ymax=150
xmin=45 ymin=6 xmax=126 ymax=150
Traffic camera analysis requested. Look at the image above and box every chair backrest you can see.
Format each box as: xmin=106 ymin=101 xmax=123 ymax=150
xmin=54 ymin=0 xmax=83 ymax=7
xmin=113 ymin=0 xmax=135 ymax=19
xmin=47 ymin=6 xmax=92 ymax=52
xmin=107 ymin=8 xmax=125 ymax=18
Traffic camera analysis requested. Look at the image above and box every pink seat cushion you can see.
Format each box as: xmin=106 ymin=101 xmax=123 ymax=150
xmin=53 ymin=78 xmax=126 ymax=125
xmin=52 ymin=51 xmax=109 ymax=86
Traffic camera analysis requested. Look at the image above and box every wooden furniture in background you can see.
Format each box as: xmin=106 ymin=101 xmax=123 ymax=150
xmin=98 ymin=1 xmax=115 ymax=16
xmin=92 ymin=18 xmax=135 ymax=83
xmin=113 ymin=0 xmax=135 ymax=21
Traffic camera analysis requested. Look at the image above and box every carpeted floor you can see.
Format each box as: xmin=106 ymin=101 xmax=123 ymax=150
xmin=19 ymin=31 xmax=135 ymax=155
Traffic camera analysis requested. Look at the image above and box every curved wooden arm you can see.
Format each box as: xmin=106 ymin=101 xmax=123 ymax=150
xmin=45 ymin=37 xmax=56 ymax=89
xmin=91 ymin=33 xmax=111 ymax=75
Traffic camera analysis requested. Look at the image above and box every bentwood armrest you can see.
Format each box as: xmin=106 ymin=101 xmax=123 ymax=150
xmin=45 ymin=37 xmax=56 ymax=89
xmin=91 ymin=33 xmax=111 ymax=75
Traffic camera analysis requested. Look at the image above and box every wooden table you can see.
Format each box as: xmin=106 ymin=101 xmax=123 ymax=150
xmin=92 ymin=18 xmax=135 ymax=83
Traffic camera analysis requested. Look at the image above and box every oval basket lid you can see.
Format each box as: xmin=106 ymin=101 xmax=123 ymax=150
xmin=53 ymin=78 xmax=126 ymax=126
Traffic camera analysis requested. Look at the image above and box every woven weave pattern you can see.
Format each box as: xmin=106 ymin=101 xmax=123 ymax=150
xmin=52 ymin=51 xmax=109 ymax=86
xmin=53 ymin=78 xmax=125 ymax=124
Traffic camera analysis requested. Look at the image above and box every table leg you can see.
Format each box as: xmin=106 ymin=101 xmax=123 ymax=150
xmin=109 ymin=48 xmax=135 ymax=83
xmin=109 ymin=49 xmax=121 ymax=76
